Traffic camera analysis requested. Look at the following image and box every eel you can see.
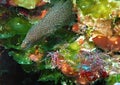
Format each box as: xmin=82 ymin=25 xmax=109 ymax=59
xmin=21 ymin=0 xmax=74 ymax=49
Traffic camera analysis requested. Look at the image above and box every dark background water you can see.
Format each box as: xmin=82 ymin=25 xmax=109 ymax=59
xmin=0 ymin=46 xmax=46 ymax=85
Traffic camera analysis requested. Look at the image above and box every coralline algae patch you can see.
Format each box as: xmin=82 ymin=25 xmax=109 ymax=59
xmin=48 ymin=38 xmax=120 ymax=85
xmin=49 ymin=50 xmax=110 ymax=85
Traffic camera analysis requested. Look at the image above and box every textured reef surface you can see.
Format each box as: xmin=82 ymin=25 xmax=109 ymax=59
xmin=0 ymin=0 xmax=120 ymax=85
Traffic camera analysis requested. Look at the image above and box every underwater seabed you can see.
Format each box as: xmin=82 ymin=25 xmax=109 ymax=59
xmin=0 ymin=47 xmax=109 ymax=85
xmin=1 ymin=48 xmax=120 ymax=85
xmin=1 ymin=0 xmax=120 ymax=85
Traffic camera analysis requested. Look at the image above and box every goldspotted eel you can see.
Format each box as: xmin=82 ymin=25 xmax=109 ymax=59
xmin=21 ymin=0 xmax=74 ymax=49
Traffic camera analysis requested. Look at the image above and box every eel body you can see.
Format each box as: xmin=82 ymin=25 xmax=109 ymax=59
xmin=21 ymin=0 xmax=73 ymax=49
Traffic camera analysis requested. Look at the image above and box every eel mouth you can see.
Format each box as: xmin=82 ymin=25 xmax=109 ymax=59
xmin=21 ymin=40 xmax=31 ymax=50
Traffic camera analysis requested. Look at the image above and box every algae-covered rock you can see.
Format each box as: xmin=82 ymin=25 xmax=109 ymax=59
xmin=77 ymin=0 xmax=118 ymax=18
